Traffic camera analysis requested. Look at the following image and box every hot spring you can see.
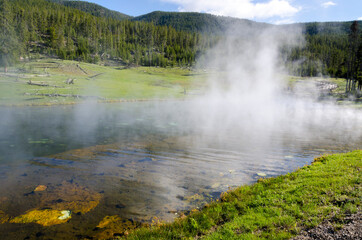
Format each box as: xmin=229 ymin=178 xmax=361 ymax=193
xmin=0 ymin=100 xmax=361 ymax=239
xmin=1 ymin=24 xmax=361 ymax=239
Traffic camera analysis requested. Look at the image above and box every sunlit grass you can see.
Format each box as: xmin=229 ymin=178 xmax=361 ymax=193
xmin=0 ymin=59 xmax=208 ymax=106
xmin=124 ymin=150 xmax=361 ymax=239
xmin=1 ymin=60 xmax=359 ymax=106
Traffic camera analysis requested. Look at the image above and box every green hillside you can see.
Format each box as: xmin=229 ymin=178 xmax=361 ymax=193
xmin=48 ymin=0 xmax=131 ymax=20
xmin=1 ymin=0 xmax=210 ymax=69
xmin=0 ymin=0 xmax=361 ymax=87
xmin=133 ymin=11 xmax=270 ymax=34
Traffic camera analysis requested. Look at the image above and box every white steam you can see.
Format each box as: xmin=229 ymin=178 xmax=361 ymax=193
xmin=186 ymin=23 xmax=362 ymax=151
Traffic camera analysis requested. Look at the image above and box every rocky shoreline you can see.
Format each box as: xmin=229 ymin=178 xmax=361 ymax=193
xmin=293 ymin=212 xmax=361 ymax=240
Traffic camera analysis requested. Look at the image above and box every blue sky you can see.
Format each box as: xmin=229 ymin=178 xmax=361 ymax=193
xmin=86 ymin=0 xmax=362 ymax=24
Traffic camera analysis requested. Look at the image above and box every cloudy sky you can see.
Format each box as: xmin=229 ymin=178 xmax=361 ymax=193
xmin=84 ymin=0 xmax=361 ymax=24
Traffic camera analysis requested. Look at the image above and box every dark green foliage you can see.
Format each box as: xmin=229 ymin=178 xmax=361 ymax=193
xmin=301 ymin=21 xmax=361 ymax=35
xmin=286 ymin=33 xmax=350 ymax=78
xmin=0 ymin=0 xmax=19 ymax=72
xmin=346 ymin=21 xmax=362 ymax=93
xmin=4 ymin=0 xmax=361 ymax=78
xmin=6 ymin=0 xmax=208 ymax=67
xmin=288 ymin=21 xmax=362 ymax=93
xmin=134 ymin=12 xmax=361 ymax=80
xmin=357 ymin=35 xmax=362 ymax=90
xmin=133 ymin=11 xmax=270 ymax=34
xmin=285 ymin=22 xmax=358 ymax=80
xmin=284 ymin=21 xmax=362 ymax=87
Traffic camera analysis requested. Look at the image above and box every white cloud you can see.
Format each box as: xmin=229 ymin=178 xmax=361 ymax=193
xmin=321 ymin=1 xmax=336 ymax=8
xmin=273 ymin=18 xmax=295 ymax=25
xmin=161 ymin=0 xmax=300 ymax=20
xmin=358 ymin=17 xmax=362 ymax=20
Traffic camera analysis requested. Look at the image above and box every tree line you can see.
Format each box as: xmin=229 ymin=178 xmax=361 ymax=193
xmin=0 ymin=0 xmax=214 ymax=71
xmin=1 ymin=0 xmax=361 ymax=94
xmin=286 ymin=21 xmax=362 ymax=93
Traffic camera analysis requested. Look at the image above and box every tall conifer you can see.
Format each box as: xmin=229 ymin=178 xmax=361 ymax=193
xmin=0 ymin=0 xmax=18 ymax=72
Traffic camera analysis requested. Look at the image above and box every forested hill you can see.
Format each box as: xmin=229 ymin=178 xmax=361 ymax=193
xmin=44 ymin=0 xmax=360 ymax=36
xmin=133 ymin=11 xmax=270 ymax=34
xmin=132 ymin=10 xmax=361 ymax=79
xmin=43 ymin=0 xmax=361 ymax=39
xmin=135 ymin=11 xmax=360 ymax=36
xmin=47 ymin=0 xmax=131 ymax=20
xmin=1 ymin=0 xmax=361 ymax=82
xmin=291 ymin=21 xmax=362 ymax=35
xmin=1 ymin=0 xmax=211 ymax=68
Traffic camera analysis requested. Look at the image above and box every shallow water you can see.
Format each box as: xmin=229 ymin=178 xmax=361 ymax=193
xmin=0 ymin=102 xmax=361 ymax=239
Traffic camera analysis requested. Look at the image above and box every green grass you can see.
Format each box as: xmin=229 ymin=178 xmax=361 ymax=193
xmin=124 ymin=150 xmax=361 ymax=239
xmin=0 ymin=59 xmax=208 ymax=106
xmin=1 ymin=60 xmax=360 ymax=107
xmin=287 ymin=76 xmax=347 ymax=93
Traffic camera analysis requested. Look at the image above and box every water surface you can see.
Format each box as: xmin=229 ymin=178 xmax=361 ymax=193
xmin=0 ymin=102 xmax=360 ymax=239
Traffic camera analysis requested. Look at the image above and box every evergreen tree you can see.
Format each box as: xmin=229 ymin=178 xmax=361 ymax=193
xmin=357 ymin=34 xmax=362 ymax=91
xmin=346 ymin=21 xmax=360 ymax=93
xmin=0 ymin=0 xmax=19 ymax=72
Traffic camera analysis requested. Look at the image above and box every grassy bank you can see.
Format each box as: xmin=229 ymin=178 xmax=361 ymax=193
xmin=123 ymin=150 xmax=361 ymax=239
xmin=0 ymin=59 xmax=207 ymax=106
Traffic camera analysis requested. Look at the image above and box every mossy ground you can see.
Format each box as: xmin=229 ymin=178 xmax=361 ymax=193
xmin=122 ymin=150 xmax=361 ymax=240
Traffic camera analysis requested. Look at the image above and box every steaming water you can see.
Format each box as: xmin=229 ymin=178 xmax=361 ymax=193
xmin=0 ymin=101 xmax=361 ymax=239
xmin=1 ymin=22 xmax=361 ymax=239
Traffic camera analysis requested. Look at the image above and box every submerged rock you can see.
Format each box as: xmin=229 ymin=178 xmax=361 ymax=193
xmin=34 ymin=185 xmax=47 ymax=192
xmin=38 ymin=181 xmax=102 ymax=214
xmin=257 ymin=172 xmax=267 ymax=177
xmin=8 ymin=181 xmax=101 ymax=227
xmin=96 ymin=215 xmax=122 ymax=229
xmin=94 ymin=215 xmax=142 ymax=239
xmin=0 ymin=196 xmax=8 ymax=204
xmin=10 ymin=209 xmax=71 ymax=226
xmin=58 ymin=210 xmax=72 ymax=220
xmin=185 ymin=193 xmax=204 ymax=202
xmin=211 ymin=183 xmax=221 ymax=189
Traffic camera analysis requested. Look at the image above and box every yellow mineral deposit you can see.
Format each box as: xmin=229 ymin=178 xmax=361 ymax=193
xmin=0 ymin=210 xmax=10 ymax=224
xmin=39 ymin=181 xmax=102 ymax=214
xmin=8 ymin=181 xmax=101 ymax=227
xmin=34 ymin=185 xmax=47 ymax=192
xmin=50 ymin=143 xmax=122 ymax=161
xmin=96 ymin=215 xmax=122 ymax=229
xmin=10 ymin=209 xmax=71 ymax=226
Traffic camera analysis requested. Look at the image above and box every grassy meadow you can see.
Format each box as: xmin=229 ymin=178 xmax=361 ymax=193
xmin=0 ymin=59 xmax=208 ymax=106
xmin=1 ymin=59 xmax=360 ymax=107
